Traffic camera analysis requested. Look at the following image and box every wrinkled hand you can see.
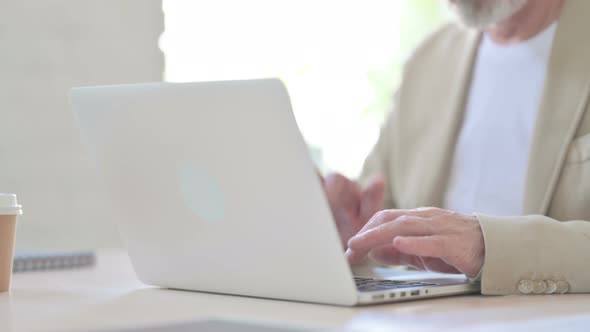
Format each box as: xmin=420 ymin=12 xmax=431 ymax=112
xmin=322 ymin=173 xmax=386 ymax=249
xmin=345 ymin=207 xmax=485 ymax=278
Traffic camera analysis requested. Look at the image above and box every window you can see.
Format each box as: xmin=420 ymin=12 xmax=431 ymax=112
xmin=161 ymin=0 xmax=449 ymax=177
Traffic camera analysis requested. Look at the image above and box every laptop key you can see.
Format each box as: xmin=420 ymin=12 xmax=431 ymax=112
xmin=355 ymin=277 xmax=438 ymax=292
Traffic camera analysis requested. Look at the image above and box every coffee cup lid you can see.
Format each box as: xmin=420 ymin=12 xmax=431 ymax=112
xmin=0 ymin=194 xmax=22 ymax=215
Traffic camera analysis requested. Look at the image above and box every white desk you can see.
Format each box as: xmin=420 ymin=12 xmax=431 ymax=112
xmin=1 ymin=250 xmax=589 ymax=332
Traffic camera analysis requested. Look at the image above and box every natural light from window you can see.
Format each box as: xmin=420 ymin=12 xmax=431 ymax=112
xmin=161 ymin=0 xmax=449 ymax=177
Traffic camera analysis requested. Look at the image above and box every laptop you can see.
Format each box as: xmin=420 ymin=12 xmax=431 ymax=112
xmin=70 ymin=78 xmax=479 ymax=306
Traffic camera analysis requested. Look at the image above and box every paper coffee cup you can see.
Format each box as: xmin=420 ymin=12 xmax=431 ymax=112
xmin=0 ymin=194 xmax=22 ymax=292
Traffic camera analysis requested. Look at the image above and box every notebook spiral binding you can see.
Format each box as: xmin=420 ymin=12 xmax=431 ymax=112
xmin=13 ymin=250 xmax=96 ymax=273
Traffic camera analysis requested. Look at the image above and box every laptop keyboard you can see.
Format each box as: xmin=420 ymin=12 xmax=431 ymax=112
xmin=354 ymin=277 xmax=439 ymax=292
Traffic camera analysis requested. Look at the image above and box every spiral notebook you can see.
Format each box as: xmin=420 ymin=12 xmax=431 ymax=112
xmin=13 ymin=250 xmax=96 ymax=272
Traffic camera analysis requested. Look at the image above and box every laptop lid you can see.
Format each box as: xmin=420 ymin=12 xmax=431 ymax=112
xmin=70 ymin=79 xmax=358 ymax=306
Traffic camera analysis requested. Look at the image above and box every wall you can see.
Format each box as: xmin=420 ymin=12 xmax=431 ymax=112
xmin=0 ymin=0 xmax=164 ymax=249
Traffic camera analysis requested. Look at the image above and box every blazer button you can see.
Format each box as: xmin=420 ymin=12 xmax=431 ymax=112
xmin=544 ymin=280 xmax=557 ymax=294
xmin=555 ymin=280 xmax=570 ymax=294
xmin=532 ymin=280 xmax=547 ymax=294
xmin=518 ymin=280 xmax=534 ymax=294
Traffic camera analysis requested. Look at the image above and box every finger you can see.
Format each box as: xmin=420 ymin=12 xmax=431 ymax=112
xmin=368 ymin=244 xmax=426 ymax=269
xmin=323 ymin=173 xmax=346 ymax=196
xmin=359 ymin=175 xmax=386 ymax=223
xmin=358 ymin=207 xmax=448 ymax=235
xmin=346 ymin=247 xmax=369 ymax=265
xmin=368 ymin=246 xmax=460 ymax=274
xmin=357 ymin=209 xmax=403 ymax=235
xmin=418 ymin=257 xmax=461 ymax=274
xmin=347 ymin=216 xmax=436 ymax=264
xmin=393 ymin=235 xmax=447 ymax=258
xmin=349 ymin=216 xmax=434 ymax=252
xmin=324 ymin=173 xmax=361 ymax=210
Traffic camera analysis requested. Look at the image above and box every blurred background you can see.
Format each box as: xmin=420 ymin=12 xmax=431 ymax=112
xmin=0 ymin=0 xmax=450 ymax=250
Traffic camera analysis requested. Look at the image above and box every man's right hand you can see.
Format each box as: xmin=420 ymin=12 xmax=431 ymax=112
xmin=321 ymin=173 xmax=386 ymax=249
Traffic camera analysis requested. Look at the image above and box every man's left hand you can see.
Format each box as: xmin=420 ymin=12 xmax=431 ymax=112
xmin=346 ymin=207 xmax=485 ymax=278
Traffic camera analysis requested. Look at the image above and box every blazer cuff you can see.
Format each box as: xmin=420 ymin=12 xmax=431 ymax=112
xmin=475 ymin=213 xmax=590 ymax=295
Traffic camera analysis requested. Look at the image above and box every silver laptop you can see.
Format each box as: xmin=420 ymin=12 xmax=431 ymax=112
xmin=70 ymin=79 xmax=479 ymax=306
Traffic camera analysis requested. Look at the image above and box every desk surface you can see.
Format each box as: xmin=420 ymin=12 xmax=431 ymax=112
xmin=1 ymin=250 xmax=589 ymax=332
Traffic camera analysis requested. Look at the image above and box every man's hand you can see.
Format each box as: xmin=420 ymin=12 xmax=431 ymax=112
xmin=322 ymin=173 xmax=386 ymax=249
xmin=345 ymin=207 xmax=485 ymax=278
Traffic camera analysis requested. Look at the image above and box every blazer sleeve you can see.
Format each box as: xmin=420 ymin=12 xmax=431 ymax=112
xmin=476 ymin=214 xmax=590 ymax=295
xmin=357 ymin=92 xmax=400 ymax=210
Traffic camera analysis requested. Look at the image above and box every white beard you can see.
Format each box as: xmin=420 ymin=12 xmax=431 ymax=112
xmin=449 ymin=0 xmax=528 ymax=29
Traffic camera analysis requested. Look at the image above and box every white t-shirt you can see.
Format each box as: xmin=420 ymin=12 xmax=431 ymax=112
xmin=443 ymin=23 xmax=557 ymax=216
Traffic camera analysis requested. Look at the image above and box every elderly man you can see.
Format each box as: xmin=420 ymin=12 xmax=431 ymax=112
xmin=324 ymin=0 xmax=590 ymax=295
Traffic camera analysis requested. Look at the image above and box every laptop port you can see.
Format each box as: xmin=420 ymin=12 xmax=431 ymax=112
xmin=389 ymin=293 xmax=396 ymax=298
xmin=411 ymin=290 xmax=420 ymax=296
xmin=400 ymin=292 xmax=406 ymax=297
xmin=372 ymin=294 xmax=385 ymax=301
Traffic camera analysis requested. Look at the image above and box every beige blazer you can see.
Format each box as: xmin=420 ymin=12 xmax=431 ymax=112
xmin=360 ymin=0 xmax=590 ymax=295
